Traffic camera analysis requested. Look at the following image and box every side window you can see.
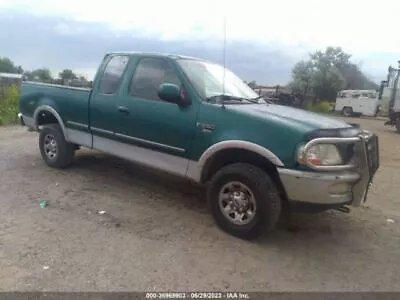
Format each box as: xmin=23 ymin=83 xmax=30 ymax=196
xmin=99 ymin=55 xmax=129 ymax=94
xmin=129 ymin=58 xmax=181 ymax=101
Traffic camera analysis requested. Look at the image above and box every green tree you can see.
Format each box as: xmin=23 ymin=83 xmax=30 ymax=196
xmin=312 ymin=63 xmax=344 ymax=101
xmin=78 ymin=75 xmax=87 ymax=82
xmin=289 ymin=46 xmax=378 ymax=102
xmin=16 ymin=65 xmax=24 ymax=74
xmin=31 ymin=68 xmax=52 ymax=82
xmin=320 ymin=47 xmax=377 ymax=90
xmin=0 ymin=57 xmax=18 ymax=73
xmin=23 ymin=71 xmax=34 ymax=80
xmin=290 ymin=60 xmax=314 ymax=95
xmin=247 ymin=80 xmax=257 ymax=89
xmin=59 ymin=69 xmax=77 ymax=81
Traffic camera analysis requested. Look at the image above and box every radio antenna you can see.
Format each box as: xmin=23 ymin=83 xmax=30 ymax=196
xmin=221 ymin=13 xmax=227 ymax=109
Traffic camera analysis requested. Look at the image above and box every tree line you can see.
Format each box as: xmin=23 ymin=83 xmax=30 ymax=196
xmin=289 ymin=46 xmax=379 ymax=104
xmin=246 ymin=46 xmax=379 ymax=107
xmin=2 ymin=46 xmax=379 ymax=99
xmin=0 ymin=57 xmax=90 ymax=87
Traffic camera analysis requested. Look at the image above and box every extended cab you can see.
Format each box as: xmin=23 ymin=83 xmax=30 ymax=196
xmin=18 ymin=52 xmax=380 ymax=239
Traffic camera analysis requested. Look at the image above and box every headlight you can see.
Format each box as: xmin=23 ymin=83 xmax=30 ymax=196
xmin=297 ymin=144 xmax=343 ymax=166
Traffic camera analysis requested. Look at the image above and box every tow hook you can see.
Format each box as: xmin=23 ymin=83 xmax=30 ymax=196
xmin=336 ymin=206 xmax=351 ymax=213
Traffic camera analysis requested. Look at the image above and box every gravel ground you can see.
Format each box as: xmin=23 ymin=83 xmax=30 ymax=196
xmin=0 ymin=116 xmax=400 ymax=292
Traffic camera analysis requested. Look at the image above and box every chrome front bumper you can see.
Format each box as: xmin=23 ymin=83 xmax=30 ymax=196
xmin=278 ymin=131 xmax=379 ymax=207
xmin=278 ymin=169 xmax=359 ymax=205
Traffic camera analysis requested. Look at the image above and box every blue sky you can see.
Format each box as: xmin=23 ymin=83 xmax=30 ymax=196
xmin=0 ymin=0 xmax=398 ymax=84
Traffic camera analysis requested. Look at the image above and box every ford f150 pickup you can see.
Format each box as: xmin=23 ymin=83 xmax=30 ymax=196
xmin=18 ymin=52 xmax=380 ymax=239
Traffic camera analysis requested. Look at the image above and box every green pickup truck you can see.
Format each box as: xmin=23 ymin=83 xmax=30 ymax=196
xmin=18 ymin=52 xmax=380 ymax=239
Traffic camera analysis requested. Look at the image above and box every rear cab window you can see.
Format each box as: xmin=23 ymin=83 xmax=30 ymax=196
xmin=99 ymin=55 xmax=129 ymax=94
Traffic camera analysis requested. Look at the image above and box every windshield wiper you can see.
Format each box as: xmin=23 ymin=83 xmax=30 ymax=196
xmin=206 ymin=94 xmax=259 ymax=104
xmin=247 ymin=95 xmax=273 ymax=104
xmin=206 ymin=94 xmax=244 ymax=102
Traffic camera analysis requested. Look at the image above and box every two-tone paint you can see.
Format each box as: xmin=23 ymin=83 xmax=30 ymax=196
xmin=19 ymin=52 xmax=377 ymax=209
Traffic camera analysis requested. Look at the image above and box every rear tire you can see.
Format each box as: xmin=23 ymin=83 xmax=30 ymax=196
xmin=39 ymin=124 xmax=75 ymax=168
xmin=341 ymin=107 xmax=353 ymax=117
xmin=207 ymin=163 xmax=282 ymax=240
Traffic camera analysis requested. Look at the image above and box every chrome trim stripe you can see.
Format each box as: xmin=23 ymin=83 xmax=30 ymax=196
xmin=66 ymin=120 xmax=89 ymax=130
xmin=91 ymin=127 xmax=113 ymax=135
xmin=115 ymin=132 xmax=185 ymax=153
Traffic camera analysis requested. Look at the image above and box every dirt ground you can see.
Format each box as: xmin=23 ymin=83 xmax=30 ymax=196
xmin=0 ymin=116 xmax=400 ymax=292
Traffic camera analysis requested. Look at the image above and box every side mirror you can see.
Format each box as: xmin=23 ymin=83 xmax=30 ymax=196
xmin=158 ymin=83 xmax=190 ymax=106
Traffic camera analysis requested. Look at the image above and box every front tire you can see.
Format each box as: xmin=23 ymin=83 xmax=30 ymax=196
xmin=39 ymin=124 xmax=75 ymax=168
xmin=207 ymin=163 xmax=282 ymax=240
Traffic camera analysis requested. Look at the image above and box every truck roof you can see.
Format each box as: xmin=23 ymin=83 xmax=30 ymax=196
xmin=106 ymin=51 xmax=209 ymax=62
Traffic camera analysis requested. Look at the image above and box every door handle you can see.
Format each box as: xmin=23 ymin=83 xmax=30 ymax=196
xmin=117 ymin=106 xmax=130 ymax=115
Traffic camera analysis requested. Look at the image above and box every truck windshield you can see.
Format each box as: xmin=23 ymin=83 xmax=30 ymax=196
xmin=177 ymin=59 xmax=260 ymax=101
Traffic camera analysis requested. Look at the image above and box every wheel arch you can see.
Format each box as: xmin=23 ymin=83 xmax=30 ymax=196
xmin=33 ymin=105 xmax=68 ymax=140
xmin=191 ymin=141 xmax=288 ymax=202
xmin=198 ymin=141 xmax=284 ymax=171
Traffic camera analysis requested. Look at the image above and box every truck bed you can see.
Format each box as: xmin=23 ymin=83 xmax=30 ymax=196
xmin=19 ymin=81 xmax=91 ymax=129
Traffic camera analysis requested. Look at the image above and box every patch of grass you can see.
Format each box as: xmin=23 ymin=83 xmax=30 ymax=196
xmin=0 ymin=85 xmax=19 ymax=126
xmin=306 ymin=101 xmax=333 ymax=114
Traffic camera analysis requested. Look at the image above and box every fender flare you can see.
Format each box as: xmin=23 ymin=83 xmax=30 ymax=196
xmin=187 ymin=140 xmax=284 ymax=182
xmin=33 ymin=105 xmax=68 ymax=140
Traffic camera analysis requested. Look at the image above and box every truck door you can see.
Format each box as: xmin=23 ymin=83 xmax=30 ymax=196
xmin=90 ymin=55 xmax=130 ymax=138
xmin=115 ymin=57 xmax=199 ymax=159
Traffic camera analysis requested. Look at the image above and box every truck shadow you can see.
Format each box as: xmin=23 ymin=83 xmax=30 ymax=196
xmin=70 ymin=149 xmax=207 ymax=209
xmin=69 ymin=149 xmax=376 ymax=245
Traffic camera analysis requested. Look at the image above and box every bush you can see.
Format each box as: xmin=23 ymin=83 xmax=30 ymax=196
xmin=306 ymin=101 xmax=332 ymax=113
xmin=0 ymin=84 xmax=19 ymax=125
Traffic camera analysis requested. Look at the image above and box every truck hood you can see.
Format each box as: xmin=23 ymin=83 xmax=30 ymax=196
xmin=229 ymin=103 xmax=352 ymax=131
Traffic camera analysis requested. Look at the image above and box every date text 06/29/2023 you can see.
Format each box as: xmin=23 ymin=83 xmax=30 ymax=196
xmin=145 ymin=292 xmax=250 ymax=299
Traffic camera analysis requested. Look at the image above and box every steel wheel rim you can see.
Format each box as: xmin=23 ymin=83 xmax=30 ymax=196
xmin=218 ymin=181 xmax=257 ymax=225
xmin=43 ymin=134 xmax=58 ymax=160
